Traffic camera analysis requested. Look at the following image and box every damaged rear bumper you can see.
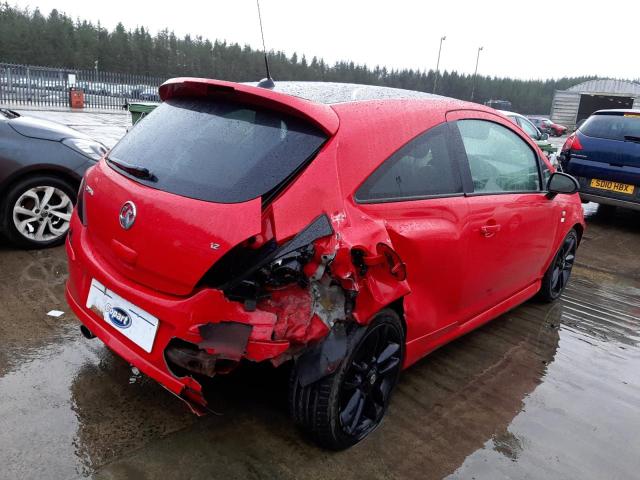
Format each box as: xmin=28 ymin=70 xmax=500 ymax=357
xmin=66 ymin=285 xmax=209 ymax=413
xmin=65 ymin=207 xmax=412 ymax=413
xmin=65 ymin=223 xmax=295 ymax=411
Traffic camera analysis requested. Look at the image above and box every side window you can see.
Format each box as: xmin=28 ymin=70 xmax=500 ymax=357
xmin=356 ymin=123 xmax=462 ymax=202
xmin=517 ymin=116 xmax=539 ymax=139
xmin=456 ymin=119 xmax=541 ymax=194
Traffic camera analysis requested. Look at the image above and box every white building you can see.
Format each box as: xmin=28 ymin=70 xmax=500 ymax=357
xmin=550 ymin=79 xmax=640 ymax=130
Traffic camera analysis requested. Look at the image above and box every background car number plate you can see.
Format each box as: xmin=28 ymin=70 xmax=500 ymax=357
xmin=86 ymin=279 xmax=159 ymax=353
xmin=590 ymin=179 xmax=635 ymax=195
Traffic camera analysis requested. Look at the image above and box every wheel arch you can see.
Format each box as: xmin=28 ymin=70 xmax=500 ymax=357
xmin=294 ymin=300 xmax=407 ymax=388
xmin=386 ymin=297 xmax=407 ymax=338
xmin=572 ymin=222 xmax=584 ymax=244
xmin=0 ymin=165 xmax=82 ymax=203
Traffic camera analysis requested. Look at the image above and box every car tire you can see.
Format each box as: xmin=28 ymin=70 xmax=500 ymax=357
xmin=289 ymin=309 xmax=404 ymax=450
xmin=1 ymin=175 xmax=76 ymax=249
xmin=537 ymin=229 xmax=578 ymax=303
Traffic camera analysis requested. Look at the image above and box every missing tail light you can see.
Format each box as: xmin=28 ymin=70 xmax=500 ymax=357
xmin=351 ymin=243 xmax=406 ymax=281
xmin=199 ymin=214 xmax=334 ymax=306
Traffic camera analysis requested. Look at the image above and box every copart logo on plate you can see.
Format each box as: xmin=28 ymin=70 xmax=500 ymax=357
xmin=106 ymin=304 xmax=132 ymax=329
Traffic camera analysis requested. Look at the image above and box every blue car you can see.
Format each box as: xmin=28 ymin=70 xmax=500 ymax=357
xmin=560 ymin=109 xmax=640 ymax=211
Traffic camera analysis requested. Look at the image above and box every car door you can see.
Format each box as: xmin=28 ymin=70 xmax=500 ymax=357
xmin=354 ymin=122 xmax=470 ymax=347
xmin=447 ymin=111 xmax=559 ymax=322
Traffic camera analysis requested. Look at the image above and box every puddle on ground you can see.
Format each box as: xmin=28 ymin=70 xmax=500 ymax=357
xmin=1 ymin=210 xmax=639 ymax=479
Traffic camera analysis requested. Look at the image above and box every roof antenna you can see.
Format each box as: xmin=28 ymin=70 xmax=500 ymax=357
xmin=256 ymin=0 xmax=275 ymax=89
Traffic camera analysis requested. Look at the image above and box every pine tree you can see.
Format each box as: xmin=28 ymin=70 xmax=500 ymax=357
xmin=0 ymin=4 xmax=602 ymax=113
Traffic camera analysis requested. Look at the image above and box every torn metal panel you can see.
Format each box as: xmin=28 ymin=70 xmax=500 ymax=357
xmin=326 ymin=211 xmax=411 ymax=324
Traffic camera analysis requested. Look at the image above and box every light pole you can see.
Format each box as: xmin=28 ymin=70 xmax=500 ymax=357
xmin=470 ymin=46 xmax=483 ymax=101
xmin=432 ymin=35 xmax=446 ymax=94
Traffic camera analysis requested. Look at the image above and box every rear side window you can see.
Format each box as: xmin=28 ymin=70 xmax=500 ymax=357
xmin=355 ymin=123 xmax=462 ymax=202
xmin=107 ymin=97 xmax=327 ymax=203
xmin=457 ymin=120 xmax=540 ymax=193
xmin=516 ymin=116 xmax=540 ymax=139
xmin=581 ymin=113 xmax=640 ymax=141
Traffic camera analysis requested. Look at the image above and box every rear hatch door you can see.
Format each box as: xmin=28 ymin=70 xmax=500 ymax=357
xmin=84 ymin=90 xmax=329 ymax=296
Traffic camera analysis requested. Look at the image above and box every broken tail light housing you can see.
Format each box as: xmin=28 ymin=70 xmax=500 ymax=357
xmin=200 ymin=214 xmax=334 ymax=307
xmin=352 ymin=243 xmax=406 ymax=281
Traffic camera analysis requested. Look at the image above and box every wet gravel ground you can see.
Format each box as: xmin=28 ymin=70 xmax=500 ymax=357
xmin=1 ymin=116 xmax=639 ymax=479
xmin=1 ymin=205 xmax=639 ymax=480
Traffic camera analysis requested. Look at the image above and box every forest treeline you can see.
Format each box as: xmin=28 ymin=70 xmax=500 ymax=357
xmin=0 ymin=4 xmax=601 ymax=113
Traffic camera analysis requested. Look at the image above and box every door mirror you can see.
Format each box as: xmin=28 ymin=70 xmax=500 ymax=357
xmin=540 ymin=132 xmax=549 ymax=140
xmin=547 ymin=172 xmax=579 ymax=196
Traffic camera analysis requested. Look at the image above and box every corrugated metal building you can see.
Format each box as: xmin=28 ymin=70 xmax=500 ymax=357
xmin=550 ymin=79 xmax=640 ymax=130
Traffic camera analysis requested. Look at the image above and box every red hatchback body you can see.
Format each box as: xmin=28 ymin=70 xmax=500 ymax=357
xmin=66 ymin=78 xmax=585 ymax=449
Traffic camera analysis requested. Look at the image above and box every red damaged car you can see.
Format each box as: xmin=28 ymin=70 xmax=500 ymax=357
xmin=65 ymin=78 xmax=585 ymax=450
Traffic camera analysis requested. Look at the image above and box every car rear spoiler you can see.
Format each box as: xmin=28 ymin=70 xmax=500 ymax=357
xmin=159 ymin=77 xmax=339 ymax=135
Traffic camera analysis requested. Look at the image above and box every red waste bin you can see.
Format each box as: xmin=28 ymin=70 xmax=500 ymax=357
xmin=69 ymin=88 xmax=84 ymax=109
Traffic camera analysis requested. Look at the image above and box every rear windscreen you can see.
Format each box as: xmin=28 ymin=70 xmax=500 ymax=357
xmin=107 ymin=97 xmax=327 ymax=203
xmin=580 ymin=113 xmax=640 ymax=141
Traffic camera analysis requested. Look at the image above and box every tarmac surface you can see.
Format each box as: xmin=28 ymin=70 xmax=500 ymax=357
xmin=1 ymin=112 xmax=639 ymax=479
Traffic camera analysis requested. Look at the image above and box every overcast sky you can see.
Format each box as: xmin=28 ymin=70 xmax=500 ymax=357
xmin=14 ymin=0 xmax=640 ymax=80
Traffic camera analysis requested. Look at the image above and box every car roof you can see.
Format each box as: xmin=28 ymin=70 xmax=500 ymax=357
xmin=243 ymin=81 xmax=442 ymax=105
xmin=593 ymin=109 xmax=640 ymax=115
xmin=160 ymin=78 xmax=480 ymax=135
xmin=498 ymin=110 xmax=522 ymax=118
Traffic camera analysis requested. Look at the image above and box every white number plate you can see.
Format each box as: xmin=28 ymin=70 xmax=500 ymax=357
xmin=86 ymin=279 xmax=159 ymax=353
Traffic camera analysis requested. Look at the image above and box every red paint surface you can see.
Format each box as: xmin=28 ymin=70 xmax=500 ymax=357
xmin=66 ymin=78 xmax=585 ymax=410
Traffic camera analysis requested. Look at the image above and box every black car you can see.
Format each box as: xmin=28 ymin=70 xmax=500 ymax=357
xmin=0 ymin=108 xmax=107 ymax=248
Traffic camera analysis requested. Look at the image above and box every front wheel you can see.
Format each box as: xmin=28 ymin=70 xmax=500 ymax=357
xmin=1 ymin=175 xmax=76 ymax=249
xmin=289 ymin=309 xmax=404 ymax=450
xmin=538 ymin=229 xmax=578 ymax=302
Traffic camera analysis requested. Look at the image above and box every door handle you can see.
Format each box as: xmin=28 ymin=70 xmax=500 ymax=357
xmin=480 ymin=224 xmax=501 ymax=237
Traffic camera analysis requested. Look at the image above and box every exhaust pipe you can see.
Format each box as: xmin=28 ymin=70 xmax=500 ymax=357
xmin=80 ymin=325 xmax=96 ymax=339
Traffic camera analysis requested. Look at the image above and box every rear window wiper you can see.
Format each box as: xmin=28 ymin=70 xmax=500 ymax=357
xmin=623 ymin=135 xmax=640 ymax=143
xmin=107 ymin=157 xmax=157 ymax=181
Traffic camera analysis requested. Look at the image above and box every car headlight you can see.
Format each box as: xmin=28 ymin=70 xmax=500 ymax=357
xmin=62 ymin=138 xmax=108 ymax=161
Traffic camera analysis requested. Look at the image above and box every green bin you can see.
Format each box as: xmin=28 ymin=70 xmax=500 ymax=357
xmin=128 ymin=102 xmax=158 ymax=125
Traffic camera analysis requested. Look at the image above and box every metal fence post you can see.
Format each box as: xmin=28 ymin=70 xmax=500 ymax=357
xmin=26 ymin=67 xmax=32 ymax=103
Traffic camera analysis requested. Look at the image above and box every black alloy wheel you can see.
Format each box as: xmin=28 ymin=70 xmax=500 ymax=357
xmin=538 ymin=229 xmax=578 ymax=302
xmin=338 ymin=321 xmax=402 ymax=439
xmin=289 ymin=309 xmax=404 ymax=450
